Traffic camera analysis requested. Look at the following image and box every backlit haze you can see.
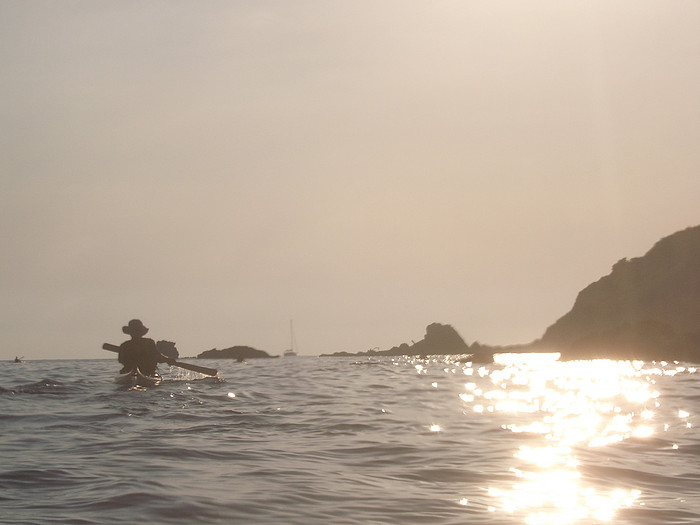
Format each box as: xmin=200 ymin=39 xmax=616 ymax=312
xmin=2 ymin=1 xmax=699 ymax=360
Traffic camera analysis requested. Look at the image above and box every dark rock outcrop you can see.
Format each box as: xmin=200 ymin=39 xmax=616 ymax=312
xmin=388 ymin=322 xmax=469 ymax=356
xmin=534 ymin=224 xmax=700 ymax=361
xmin=197 ymin=346 xmax=275 ymax=359
xmin=322 ymin=323 xmax=477 ymax=358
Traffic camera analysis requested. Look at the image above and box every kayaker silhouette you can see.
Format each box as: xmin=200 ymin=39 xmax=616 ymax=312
xmin=118 ymin=319 xmax=175 ymax=376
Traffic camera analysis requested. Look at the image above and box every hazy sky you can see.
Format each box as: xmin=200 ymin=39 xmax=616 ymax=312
xmin=2 ymin=1 xmax=698 ymax=360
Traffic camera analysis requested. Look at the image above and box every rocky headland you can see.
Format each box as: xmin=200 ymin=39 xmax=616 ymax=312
xmin=531 ymin=224 xmax=700 ymax=361
xmin=324 ymin=224 xmax=700 ymax=362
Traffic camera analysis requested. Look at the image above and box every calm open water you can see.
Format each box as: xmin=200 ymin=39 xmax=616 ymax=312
xmin=1 ymin=354 xmax=700 ymax=524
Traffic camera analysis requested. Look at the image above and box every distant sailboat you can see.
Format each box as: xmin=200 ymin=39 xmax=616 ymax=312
xmin=284 ymin=320 xmax=298 ymax=357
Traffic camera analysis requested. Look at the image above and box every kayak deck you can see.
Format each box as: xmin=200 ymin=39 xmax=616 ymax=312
xmin=114 ymin=368 xmax=163 ymax=388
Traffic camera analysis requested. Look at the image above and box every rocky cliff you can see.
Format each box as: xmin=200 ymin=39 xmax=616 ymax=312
xmin=536 ymin=225 xmax=700 ymax=361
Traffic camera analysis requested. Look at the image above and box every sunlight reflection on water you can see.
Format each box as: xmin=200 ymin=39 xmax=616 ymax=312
xmin=456 ymin=353 xmax=695 ymax=524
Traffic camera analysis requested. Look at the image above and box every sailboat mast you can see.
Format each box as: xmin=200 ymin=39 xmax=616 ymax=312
xmin=284 ymin=320 xmax=298 ymax=356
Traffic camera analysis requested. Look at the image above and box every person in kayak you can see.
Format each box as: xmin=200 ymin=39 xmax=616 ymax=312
xmin=118 ymin=319 xmax=175 ymax=376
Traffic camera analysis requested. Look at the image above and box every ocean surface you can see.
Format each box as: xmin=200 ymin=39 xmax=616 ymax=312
xmin=2 ymin=354 xmax=700 ymax=525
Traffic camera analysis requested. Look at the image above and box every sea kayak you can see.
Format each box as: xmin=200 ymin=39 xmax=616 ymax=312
xmin=114 ymin=368 xmax=162 ymax=388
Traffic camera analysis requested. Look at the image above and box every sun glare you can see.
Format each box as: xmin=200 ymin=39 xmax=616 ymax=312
xmin=456 ymin=354 xmax=691 ymax=523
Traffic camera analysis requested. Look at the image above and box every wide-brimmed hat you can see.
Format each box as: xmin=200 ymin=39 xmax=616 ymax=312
xmin=122 ymin=319 xmax=149 ymax=336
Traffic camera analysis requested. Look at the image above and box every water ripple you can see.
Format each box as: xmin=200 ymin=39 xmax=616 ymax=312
xmin=1 ymin=356 xmax=699 ymax=524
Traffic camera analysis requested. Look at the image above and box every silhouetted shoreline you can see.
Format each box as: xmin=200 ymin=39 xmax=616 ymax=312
xmin=323 ymin=224 xmax=700 ymax=363
xmin=184 ymin=225 xmax=700 ymax=364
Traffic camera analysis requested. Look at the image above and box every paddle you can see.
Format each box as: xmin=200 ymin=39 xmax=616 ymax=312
xmin=102 ymin=343 xmax=218 ymax=376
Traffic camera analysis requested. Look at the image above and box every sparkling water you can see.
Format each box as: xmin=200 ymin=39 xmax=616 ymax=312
xmin=2 ymin=354 xmax=699 ymax=524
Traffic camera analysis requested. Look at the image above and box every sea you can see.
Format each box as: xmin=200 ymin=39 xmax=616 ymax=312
xmin=2 ymin=354 xmax=700 ymax=525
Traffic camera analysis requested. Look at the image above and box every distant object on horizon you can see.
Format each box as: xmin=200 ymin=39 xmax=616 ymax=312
xmin=196 ymin=346 xmax=274 ymax=360
xmin=13 ymin=356 xmax=23 ymax=363
xmin=284 ymin=320 xmax=298 ymax=357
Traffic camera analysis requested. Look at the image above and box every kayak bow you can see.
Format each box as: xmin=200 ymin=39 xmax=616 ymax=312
xmin=114 ymin=368 xmax=163 ymax=388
